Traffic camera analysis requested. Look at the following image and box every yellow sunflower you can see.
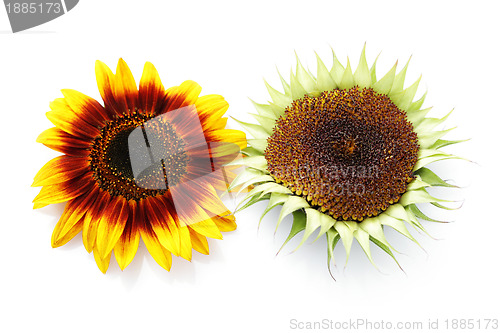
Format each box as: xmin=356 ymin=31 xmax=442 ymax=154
xmin=230 ymin=47 xmax=464 ymax=276
xmin=33 ymin=59 xmax=246 ymax=273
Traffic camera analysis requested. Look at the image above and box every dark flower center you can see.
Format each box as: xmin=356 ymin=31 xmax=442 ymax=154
xmin=90 ymin=110 xmax=189 ymax=201
xmin=264 ymin=87 xmax=419 ymax=221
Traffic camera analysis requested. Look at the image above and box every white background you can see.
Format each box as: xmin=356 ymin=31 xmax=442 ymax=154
xmin=1 ymin=0 xmax=499 ymax=332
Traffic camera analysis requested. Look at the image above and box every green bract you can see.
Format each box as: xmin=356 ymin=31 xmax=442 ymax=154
xmin=230 ymin=47 xmax=464 ymax=276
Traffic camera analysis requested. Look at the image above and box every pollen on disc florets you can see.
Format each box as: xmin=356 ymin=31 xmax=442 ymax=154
xmin=264 ymin=87 xmax=420 ymax=221
xmin=89 ymin=109 xmax=189 ymax=201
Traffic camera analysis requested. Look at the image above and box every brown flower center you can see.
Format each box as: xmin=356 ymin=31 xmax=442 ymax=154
xmin=264 ymin=87 xmax=419 ymax=221
xmin=89 ymin=110 xmax=189 ymax=201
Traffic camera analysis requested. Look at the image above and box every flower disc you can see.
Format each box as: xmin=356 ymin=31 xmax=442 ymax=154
xmin=90 ymin=110 xmax=189 ymax=200
xmin=265 ymin=87 xmax=419 ymax=221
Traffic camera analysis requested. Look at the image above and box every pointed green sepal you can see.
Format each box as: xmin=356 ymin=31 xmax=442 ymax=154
xmin=353 ymin=45 xmax=371 ymax=88
xmin=372 ymin=61 xmax=397 ymax=95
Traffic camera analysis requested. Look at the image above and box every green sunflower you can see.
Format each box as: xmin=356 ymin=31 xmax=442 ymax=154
xmin=230 ymin=47 xmax=464 ymax=275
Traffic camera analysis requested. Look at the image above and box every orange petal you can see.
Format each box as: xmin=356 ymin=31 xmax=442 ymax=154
xmin=82 ymin=190 xmax=111 ymax=252
xmin=158 ymin=195 xmax=192 ymax=260
xmin=61 ymin=89 xmax=109 ymax=126
xmin=205 ymin=129 xmax=247 ymax=150
xmin=164 ymin=80 xmax=201 ymax=112
xmin=113 ymin=58 xmax=138 ymax=113
xmin=178 ymin=223 xmax=192 ymax=261
xmin=211 ymin=213 xmax=237 ymax=232
xmin=95 ymin=60 xmax=123 ymax=116
xmin=51 ymin=186 xmax=100 ymax=247
xmin=138 ymin=62 xmax=166 ymax=114
xmin=195 ymin=94 xmax=229 ymax=129
xmin=36 ymin=127 xmax=90 ymax=157
xmin=48 ymin=97 xmax=101 ymax=139
xmin=188 ymin=228 xmax=209 ymax=255
xmin=179 ymin=205 xmax=222 ymax=240
xmin=33 ymin=155 xmax=89 ymax=187
xmin=180 ymin=182 xmax=230 ymax=217
xmin=211 ymin=117 xmax=228 ymax=130
xmin=144 ymin=197 xmax=180 ymax=256
xmin=95 ymin=196 xmax=129 ymax=257
xmin=93 ymin=246 xmax=112 ymax=274
xmin=139 ymin=201 xmax=172 ymax=271
xmin=33 ymin=173 xmax=93 ymax=207
xmin=114 ymin=200 xmax=140 ymax=270
xmin=51 ymin=215 xmax=84 ymax=248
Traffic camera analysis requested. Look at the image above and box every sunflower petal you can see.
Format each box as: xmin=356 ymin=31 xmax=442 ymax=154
xmin=51 ymin=214 xmax=84 ymax=248
xmin=140 ymin=227 xmax=172 ymax=271
xmin=333 ymin=221 xmax=355 ymax=264
xmin=165 ymin=80 xmax=202 ymax=111
xmin=295 ymin=53 xmax=316 ymax=92
xmin=188 ymin=228 xmax=209 ymax=255
xmin=212 ymin=213 xmax=236 ymax=233
xmin=32 ymin=155 xmax=88 ymax=187
xmin=326 ymin=228 xmax=341 ymax=271
xmin=372 ymin=61 xmax=397 ymax=95
xmin=249 ymin=99 xmax=278 ymax=119
xmin=289 ymin=69 xmax=308 ymax=100
xmin=316 ymin=52 xmax=336 ymax=91
xmin=370 ymin=52 xmax=380 ymax=84
xmin=415 ymin=167 xmax=458 ymax=188
xmin=36 ymin=127 xmax=90 ymax=157
xmin=114 ymin=200 xmax=140 ymax=270
xmin=296 ymin=208 xmax=334 ymax=248
xmin=378 ymin=213 xmax=419 ymax=244
xmin=47 ymin=107 xmax=98 ymax=139
xmin=51 ymin=186 xmax=100 ymax=247
xmin=278 ymin=210 xmax=307 ymax=254
xmin=95 ymin=60 xmax=122 ymax=115
xmin=144 ymin=198 xmax=180 ymax=256
xmin=414 ymin=109 xmax=454 ymax=132
xmin=407 ymin=91 xmax=427 ymax=112
xmin=353 ymin=228 xmax=376 ymax=267
xmin=264 ymin=80 xmax=292 ymax=109
xmin=96 ymin=196 xmax=129 ymax=257
xmin=139 ymin=61 xmax=165 ymax=114
xmin=93 ymin=247 xmax=112 ymax=274
xmin=330 ymin=49 xmax=345 ymax=84
xmin=407 ymin=107 xmax=432 ymax=126
xmin=276 ymin=196 xmax=310 ymax=231
xmin=358 ymin=217 xmax=390 ymax=248
xmin=235 ymin=193 xmax=270 ymax=213
xmin=60 ymin=89 xmax=108 ymax=126
xmin=390 ymin=57 xmax=411 ymax=94
xmin=391 ymin=75 xmax=421 ymax=110
xmin=228 ymin=167 xmax=264 ymax=191
xmin=250 ymin=114 xmax=276 ymax=134
xmin=33 ymin=173 xmax=93 ymax=206
xmin=196 ymin=94 xmax=229 ymax=128
xmin=226 ymin=155 xmax=268 ymax=172
xmin=353 ymin=45 xmax=371 ymax=88
xmin=247 ymin=139 xmax=268 ymax=154
xmin=112 ymin=58 xmax=138 ymax=112
xmin=418 ymin=127 xmax=456 ymax=149
xmin=408 ymin=203 xmax=447 ymax=223
xmin=400 ymin=188 xmax=452 ymax=206
xmin=338 ymin=58 xmax=354 ymax=89
xmin=259 ymin=192 xmax=289 ymax=226
xmin=83 ymin=191 xmax=111 ymax=253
